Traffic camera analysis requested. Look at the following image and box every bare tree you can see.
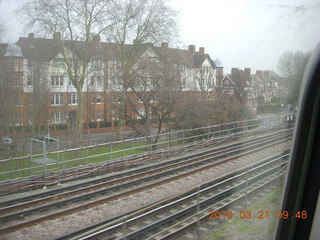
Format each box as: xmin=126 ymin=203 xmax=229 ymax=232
xmin=107 ymin=0 xmax=178 ymax=139
xmin=124 ymin=57 xmax=182 ymax=148
xmin=277 ymin=51 xmax=311 ymax=104
xmin=24 ymin=59 xmax=50 ymax=135
xmin=19 ymin=0 xmax=115 ymax=144
xmin=0 ymin=57 xmax=14 ymax=136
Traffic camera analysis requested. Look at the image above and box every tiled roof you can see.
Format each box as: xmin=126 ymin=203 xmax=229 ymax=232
xmin=15 ymin=36 xmax=216 ymax=69
xmin=17 ymin=37 xmax=60 ymax=61
xmin=156 ymin=47 xmax=194 ymax=67
xmin=192 ymin=53 xmax=213 ymax=68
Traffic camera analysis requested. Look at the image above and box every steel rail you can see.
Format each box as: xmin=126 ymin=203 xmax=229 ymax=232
xmin=116 ymin=163 xmax=287 ymax=240
xmin=0 ymin=126 xmax=288 ymax=194
xmin=150 ymin=170 xmax=287 ymax=240
xmin=0 ymin=132 xmax=290 ymax=221
xmin=0 ymin=129 xmax=291 ymax=211
xmin=68 ymin=154 xmax=288 ymax=240
xmin=0 ymin=135 xmax=290 ymax=234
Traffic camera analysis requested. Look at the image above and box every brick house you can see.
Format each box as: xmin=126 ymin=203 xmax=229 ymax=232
xmin=219 ymin=68 xmax=257 ymax=111
xmin=0 ymin=33 xmax=221 ymax=136
xmin=254 ymin=70 xmax=281 ymax=103
xmin=0 ymin=43 xmax=25 ymax=133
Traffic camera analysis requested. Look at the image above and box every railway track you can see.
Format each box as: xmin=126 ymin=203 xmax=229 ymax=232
xmin=0 ymin=127 xmax=284 ymax=195
xmin=0 ymin=129 xmax=291 ymax=236
xmin=55 ymin=152 xmax=289 ymax=240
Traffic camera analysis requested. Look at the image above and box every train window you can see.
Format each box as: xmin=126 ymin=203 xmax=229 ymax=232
xmin=0 ymin=0 xmax=319 ymax=240
xmin=275 ymin=41 xmax=320 ymax=240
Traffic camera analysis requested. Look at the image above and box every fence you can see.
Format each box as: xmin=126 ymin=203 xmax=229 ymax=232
xmin=0 ymin=116 xmax=283 ymax=183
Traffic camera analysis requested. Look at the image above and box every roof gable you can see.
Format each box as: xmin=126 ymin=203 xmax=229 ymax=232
xmin=15 ymin=35 xmax=217 ymax=70
xmin=192 ymin=53 xmax=214 ymax=68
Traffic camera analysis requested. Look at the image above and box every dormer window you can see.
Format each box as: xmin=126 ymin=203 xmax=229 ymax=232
xmin=96 ymin=95 xmax=101 ymax=104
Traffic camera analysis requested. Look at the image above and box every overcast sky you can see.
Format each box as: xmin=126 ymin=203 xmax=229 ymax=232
xmin=1 ymin=0 xmax=320 ymax=74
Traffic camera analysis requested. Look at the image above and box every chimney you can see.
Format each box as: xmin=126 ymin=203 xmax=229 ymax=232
xmin=231 ymin=68 xmax=238 ymax=81
xmin=92 ymin=34 xmax=100 ymax=45
xmin=53 ymin=32 xmax=61 ymax=42
xmin=28 ymin=33 xmax=34 ymax=39
xmin=161 ymin=42 xmax=168 ymax=49
xmin=133 ymin=39 xmax=140 ymax=45
xmin=188 ymin=44 xmax=195 ymax=54
xmin=28 ymin=33 xmax=35 ymax=47
xmin=199 ymin=47 xmax=205 ymax=54
xmin=244 ymin=68 xmax=251 ymax=78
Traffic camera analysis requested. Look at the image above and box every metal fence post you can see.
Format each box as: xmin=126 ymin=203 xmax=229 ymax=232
xmin=183 ymin=129 xmax=185 ymax=147
xmin=6 ymin=158 xmax=10 ymax=180
xmin=278 ymin=156 xmax=282 ymax=185
xmin=63 ymin=149 xmax=66 ymax=177
xmin=122 ymin=220 xmax=127 ymax=240
xmin=28 ymin=154 xmax=32 ymax=178
xmin=43 ymin=140 xmax=47 ymax=180
xmin=196 ymin=185 xmax=201 ymax=238
xmin=86 ymin=147 xmax=89 ymax=166
xmin=110 ymin=141 xmax=113 ymax=160
xmin=244 ymin=167 xmax=250 ymax=211
xmin=58 ymin=141 xmax=60 ymax=179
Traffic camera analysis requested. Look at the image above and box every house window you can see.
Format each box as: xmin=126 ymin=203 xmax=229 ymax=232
xmin=51 ymin=75 xmax=64 ymax=86
xmin=68 ymin=78 xmax=72 ymax=86
xmin=138 ymin=108 xmax=145 ymax=119
xmin=91 ymin=112 xmax=95 ymax=121
xmin=51 ymin=94 xmax=63 ymax=106
xmin=28 ymin=115 xmax=32 ymax=124
xmin=68 ymin=93 xmax=78 ymax=105
xmin=96 ymin=95 xmax=101 ymax=104
xmin=27 ymin=95 xmax=32 ymax=106
xmin=96 ymin=76 xmax=102 ymax=87
xmin=91 ymin=95 xmax=95 ymax=104
xmin=15 ymin=95 xmax=21 ymax=106
xmin=14 ymin=77 xmax=20 ymax=87
xmin=15 ymin=114 xmax=21 ymax=125
xmin=92 ymin=59 xmax=101 ymax=70
xmin=90 ymin=76 xmax=95 ymax=86
xmin=112 ymin=110 xmax=117 ymax=121
xmin=52 ymin=112 xmax=64 ymax=123
xmin=13 ymin=59 xmax=22 ymax=72
xmin=97 ymin=111 xmax=102 ymax=121
xmin=27 ymin=75 xmax=32 ymax=86
xmin=52 ymin=59 xmax=64 ymax=68
xmin=138 ymin=96 xmax=143 ymax=103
